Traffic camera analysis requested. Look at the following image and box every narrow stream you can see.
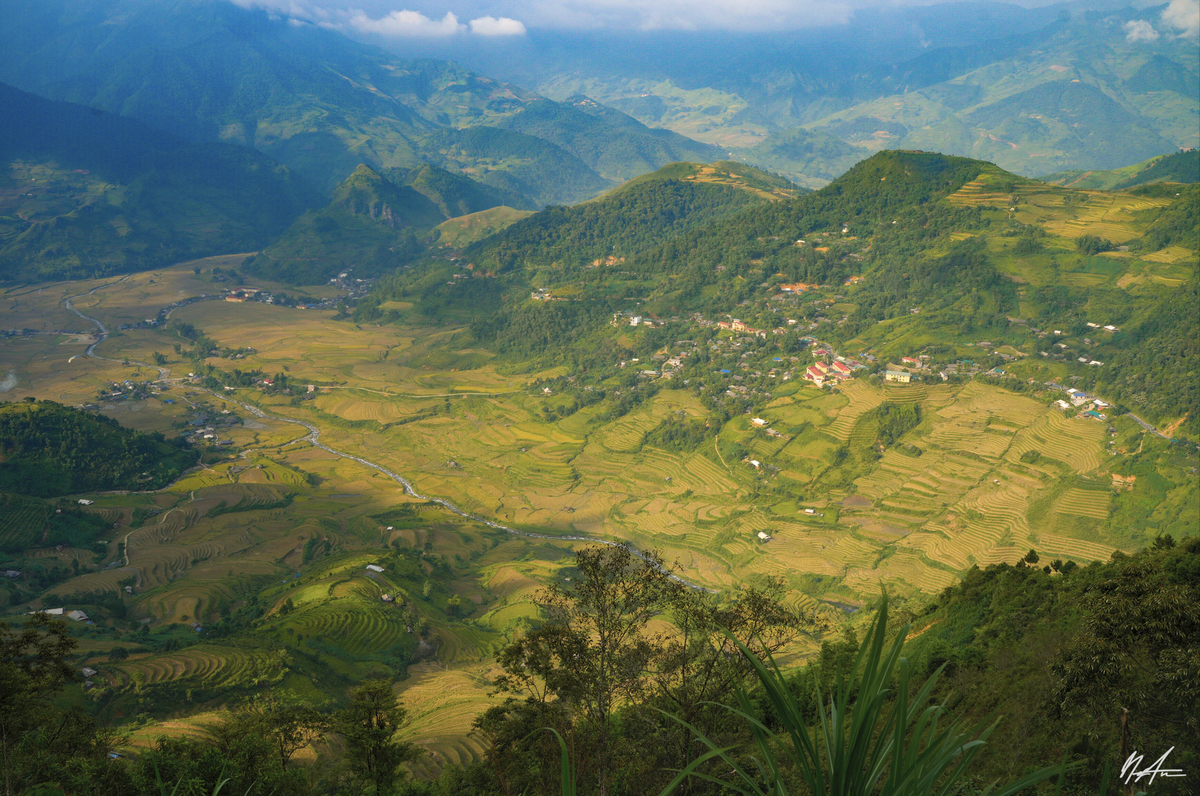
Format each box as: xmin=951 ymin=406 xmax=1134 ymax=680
xmin=65 ymin=282 xmax=715 ymax=592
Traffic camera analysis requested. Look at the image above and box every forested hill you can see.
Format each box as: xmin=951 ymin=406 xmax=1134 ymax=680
xmin=626 ymin=150 xmax=992 ymax=290
xmin=1039 ymin=149 xmax=1200 ymax=190
xmin=244 ymin=166 xmax=442 ymax=286
xmin=359 ymin=148 xmax=1198 ymax=438
xmin=0 ymin=400 xmax=195 ymax=497
xmin=462 ymin=162 xmax=793 ymax=274
xmin=0 ymin=83 xmax=321 ymax=283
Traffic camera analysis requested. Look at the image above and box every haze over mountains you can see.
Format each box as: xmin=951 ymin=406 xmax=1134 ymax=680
xmin=372 ymin=1 xmax=1200 ymax=184
xmin=2 ymin=0 xmax=1195 ymax=202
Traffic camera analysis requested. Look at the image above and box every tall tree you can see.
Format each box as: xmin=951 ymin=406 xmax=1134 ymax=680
xmin=335 ymin=679 xmax=419 ymax=795
xmin=494 ymin=545 xmax=682 ymax=796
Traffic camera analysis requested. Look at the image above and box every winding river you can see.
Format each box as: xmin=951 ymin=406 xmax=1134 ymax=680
xmin=64 ymin=282 xmax=714 ymax=592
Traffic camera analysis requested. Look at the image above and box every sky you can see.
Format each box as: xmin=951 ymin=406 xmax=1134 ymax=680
xmin=228 ymin=0 xmax=1200 ymax=38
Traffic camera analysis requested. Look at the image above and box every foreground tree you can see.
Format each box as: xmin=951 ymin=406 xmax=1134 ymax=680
xmin=494 ymin=545 xmax=682 ymax=796
xmin=486 ymin=545 xmax=801 ymax=796
xmin=336 ymin=679 xmax=420 ymax=795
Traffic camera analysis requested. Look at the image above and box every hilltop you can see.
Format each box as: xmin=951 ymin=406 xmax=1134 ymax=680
xmin=244 ymin=166 xmax=444 ymax=285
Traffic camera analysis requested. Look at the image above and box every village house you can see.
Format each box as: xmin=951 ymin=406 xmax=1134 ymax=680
xmin=885 ymin=370 xmax=912 ymax=383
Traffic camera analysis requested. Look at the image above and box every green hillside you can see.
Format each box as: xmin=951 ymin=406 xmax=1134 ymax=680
xmin=244 ymin=165 xmax=441 ymax=285
xmin=0 ymin=400 xmax=196 ymax=497
xmin=417 ymin=126 xmax=614 ymax=207
xmin=1040 ymin=149 xmax=1200 ymax=190
xmin=362 ymin=149 xmax=1199 ymax=438
xmin=389 ymin=163 xmax=537 ymax=217
xmin=458 ymin=161 xmax=797 ymax=274
xmin=605 ymin=160 xmax=803 ymax=201
xmin=0 ymin=82 xmax=320 ymax=282
xmin=434 ymin=206 xmax=535 ymax=248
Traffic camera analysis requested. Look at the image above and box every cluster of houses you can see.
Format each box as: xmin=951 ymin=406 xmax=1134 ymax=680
xmin=93 ymin=379 xmax=165 ymax=403
xmin=805 ymin=358 xmax=856 ymax=386
xmin=29 ymin=607 xmax=91 ymax=623
xmin=177 ymin=408 xmax=238 ymax=446
xmin=223 ymin=287 xmax=267 ymax=303
xmin=532 ymin=288 xmax=571 ymax=302
xmin=1053 ymin=387 xmax=1112 ymax=420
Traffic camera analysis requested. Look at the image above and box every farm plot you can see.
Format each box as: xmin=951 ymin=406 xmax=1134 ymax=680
xmin=114 ymin=645 xmax=288 ymax=688
xmin=1035 ymin=413 xmax=1105 ymax=474
xmin=824 ymin=381 xmax=883 ymax=442
xmin=282 ymin=596 xmax=410 ymax=658
xmin=398 ymin=663 xmax=501 ymax=779
xmin=1054 ymin=487 xmax=1111 ymax=519
xmin=592 ymin=404 xmax=670 ymax=452
xmin=842 ymin=551 xmax=958 ymax=595
xmin=0 ymin=492 xmax=49 ymax=549
xmin=137 ymin=580 xmax=237 ymax=623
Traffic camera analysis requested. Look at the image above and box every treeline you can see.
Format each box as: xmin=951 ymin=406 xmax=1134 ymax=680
xmin=1132 ymin=183 xmax=1199 ymax=253
xmin=893 ymin=535 xmax=1200 ymax=794
xmin=0 ymin=400 xmax=195 ymax=497
xmin=843 ymin=232 xmax=1014 ymax=337
xmin=0 ymin=617 xmax=423 ymax=796
xmin=642 ymin=415 xmax=715 ymax=453
xmin=469 ymin=298 xmax=619 ymax=362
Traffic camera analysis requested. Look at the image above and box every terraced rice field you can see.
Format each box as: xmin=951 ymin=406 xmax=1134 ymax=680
xmin=114 ymin=646 xmax=288 ymax=688
xmin=825 ymin=381 xmax=884 ymax=442
xmin=0 ymin=492 xmax=48 ymax=549
xmin=398 ymin=663 xmax=501 ymax=778
xmin=284 ymin=596 xmax=410 ymax=657
xmin=1055 ymin=487 xmax=1111 ymax=519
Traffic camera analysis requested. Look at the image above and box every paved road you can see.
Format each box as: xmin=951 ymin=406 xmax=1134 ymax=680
xmin=1124 ymin=412 xmax=1170 ymax=440
xmin=66 ymin=282 xmax=715 ymax=593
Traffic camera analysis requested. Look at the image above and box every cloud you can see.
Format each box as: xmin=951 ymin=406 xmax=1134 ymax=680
xmin=1122 ymin=19 xmax=1159 ymax=42
xmin=348 ymin=8 xmax=466 ymax=35
xmin=510 ymin=0 xmax=854 ymax=31
xmin=469 ymin=15 xmax=526 ymax=35
xmin=1161 ymin=0 xmax=1200 ymax=37
xmin=226 ymin=1 xmax=527 ymax=37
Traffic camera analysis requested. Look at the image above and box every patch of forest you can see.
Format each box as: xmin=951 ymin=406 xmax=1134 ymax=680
xmin=0 ymin=399 xmax=195 ymax=497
